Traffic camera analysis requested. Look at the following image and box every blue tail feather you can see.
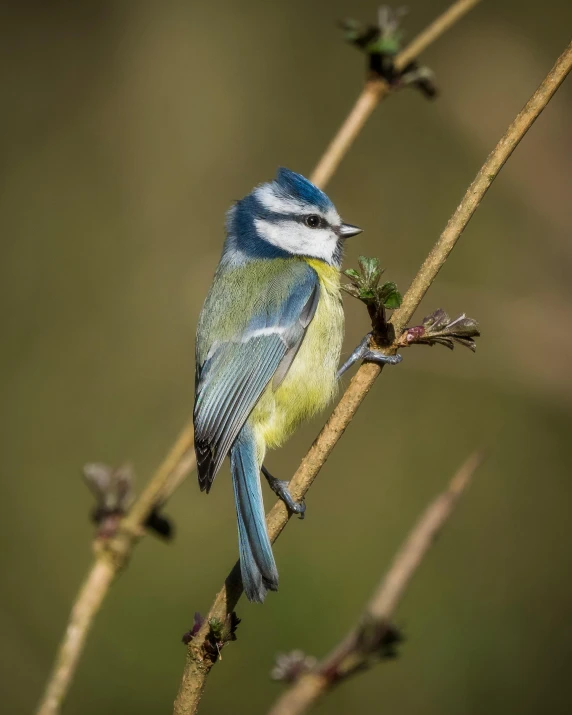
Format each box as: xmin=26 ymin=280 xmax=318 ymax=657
xmin=230 ymin=425 xmax=278 ymax=603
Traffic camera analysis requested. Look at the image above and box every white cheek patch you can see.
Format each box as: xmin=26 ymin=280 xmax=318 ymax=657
xmin=255 ymin=218 xmax=339 ymax=263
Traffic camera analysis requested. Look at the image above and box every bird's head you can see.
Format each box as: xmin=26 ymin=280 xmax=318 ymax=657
xmin=225 ymin=168 xmax=362 ymax=267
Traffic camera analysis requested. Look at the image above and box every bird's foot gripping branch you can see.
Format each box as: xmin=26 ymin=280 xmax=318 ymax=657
xmin=342 ymin=255 xmax=480 ymax=356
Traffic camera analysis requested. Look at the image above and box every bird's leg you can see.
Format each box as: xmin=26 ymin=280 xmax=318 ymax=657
xmin=337 ymin=332 xmax=402 ymax=378
xmin=261 ymin=465 xmax=306 ymax=519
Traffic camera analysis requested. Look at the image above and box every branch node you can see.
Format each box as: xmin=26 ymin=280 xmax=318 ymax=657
xmin=397 ymin=308 xmax=480 ymax=351
xmin=271 ymin=650 xmax=318 ymax=683
xmin=182 ymin=611 xmax=241 ymax=666
xmin=342 ymin=255 xmax=402 ymax=345
xmin=339 ymin=6 xmax=438 ymax=98
xmin=83 ymin=461 xmax=174 ymax=542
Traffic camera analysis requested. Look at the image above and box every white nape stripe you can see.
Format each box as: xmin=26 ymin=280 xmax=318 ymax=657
xmin=254 ymin=218 xmax=338 ymax=264
xmin=255 ymin=184 xmax=342 ymax=229
xmin=255 ymin=185 xmax=308 ymax=215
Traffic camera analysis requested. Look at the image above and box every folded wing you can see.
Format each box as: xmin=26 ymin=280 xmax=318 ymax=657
xmin=194 ymin=262 xmax=319 ymax=492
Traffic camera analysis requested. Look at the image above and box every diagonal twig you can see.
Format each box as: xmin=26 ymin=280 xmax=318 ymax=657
xmin=36 ymin=421 xmax=196 ymax=715
xmin=311 ymin=0 xmax=481 ymax=187
xmin=173 ymin=36 xmax=572 ymax=715
xmin=267 ymin=451 xmax=484 ymax=715
xmin=36 ymin=2 xmax=481 ymax=713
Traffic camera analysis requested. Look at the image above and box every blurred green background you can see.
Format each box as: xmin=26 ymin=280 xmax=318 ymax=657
xmin=2 ymin=0 xmax=572 ymax=713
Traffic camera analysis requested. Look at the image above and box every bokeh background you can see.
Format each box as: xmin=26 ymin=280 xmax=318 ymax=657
xmin=2 ymin=1 xmax=572 ymax=713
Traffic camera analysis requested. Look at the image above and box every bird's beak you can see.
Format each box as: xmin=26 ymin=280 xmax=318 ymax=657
xmin=339 ymin=223 xmax=363 ymax=238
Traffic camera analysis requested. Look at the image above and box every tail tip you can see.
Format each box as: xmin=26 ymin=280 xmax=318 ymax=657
xmin=243 ymin=572 xmax=279 ymax=604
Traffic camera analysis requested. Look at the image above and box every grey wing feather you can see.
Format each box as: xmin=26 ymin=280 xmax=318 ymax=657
xmin=194 ymin=336 xmax=286 ymax=491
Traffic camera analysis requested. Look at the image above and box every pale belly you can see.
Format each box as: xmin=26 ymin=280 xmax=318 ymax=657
xmin=249 ymin=286 xmax=344 ymax=451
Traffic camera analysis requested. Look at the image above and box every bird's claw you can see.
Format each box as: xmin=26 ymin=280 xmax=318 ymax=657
xmin=337 ymin=332 xmax=402 ymax=377
xmin=271 ymin=479 xmax=306 ymax=519
xmin=262 ymin=467 xmax=306 ymax=519
xmin=363 ymin=348 xmax=402 ymax=366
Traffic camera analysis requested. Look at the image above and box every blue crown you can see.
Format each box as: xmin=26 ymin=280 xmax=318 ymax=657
xmin=274 ymin=168 xmax=333 ymax=213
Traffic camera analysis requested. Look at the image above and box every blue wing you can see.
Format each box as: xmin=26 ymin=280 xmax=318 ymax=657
xmin=194 ymin=263 xmax=319 ymax=492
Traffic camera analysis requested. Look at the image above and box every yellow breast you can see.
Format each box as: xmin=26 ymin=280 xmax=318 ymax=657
xmin=250 ymin=259 xmax=344 ymax=451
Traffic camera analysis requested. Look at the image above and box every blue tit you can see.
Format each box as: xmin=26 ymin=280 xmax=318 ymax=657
xmin=194 ymin=168 xmax=400 ymax=603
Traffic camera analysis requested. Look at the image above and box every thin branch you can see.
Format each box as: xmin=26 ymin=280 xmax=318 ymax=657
xmin=267 ymin=451 xmax=484 ymax=715
xmin=173 ymin=38 xmax=572 ymax=715
xmin=310 ymin=0 xmax=481 ymax=188
xmin=390 ymin=40 xmax=572 ymax=335
xmin=36 ymin=420 xmax=196 ymax=715
xmin=36 ymin=560 xmax=115 ymax=715
xmin=394 ymin=0 xmax=481 ymax=72
xmin=38 ymin=3 xmax=480 ymax=713
xmin=367 ymin=452 xmax=483 ymax=618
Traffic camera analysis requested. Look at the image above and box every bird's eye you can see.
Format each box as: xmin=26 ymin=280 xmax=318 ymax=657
xmin=305 ymin=214 xmax=321 ymax=229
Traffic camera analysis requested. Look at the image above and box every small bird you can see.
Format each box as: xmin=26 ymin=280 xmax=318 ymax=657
xmin=194 ymin=168 xmax=400 ymax=602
